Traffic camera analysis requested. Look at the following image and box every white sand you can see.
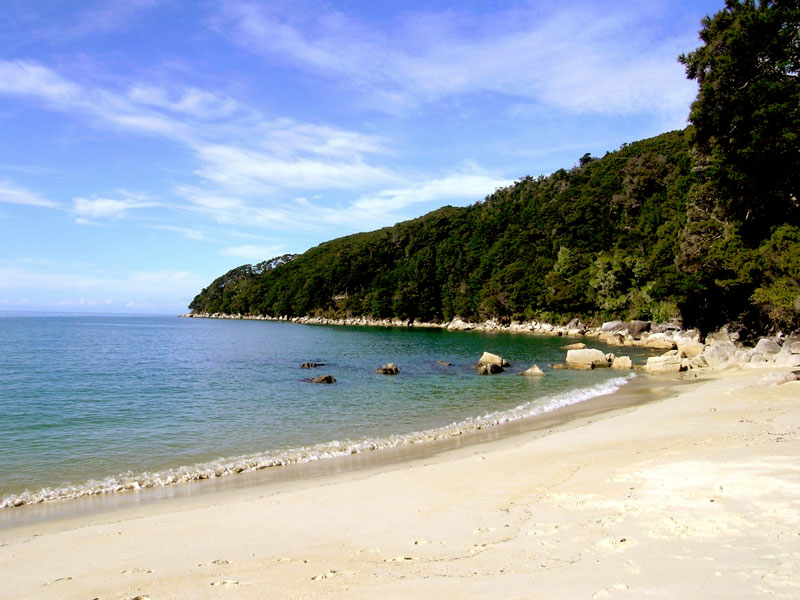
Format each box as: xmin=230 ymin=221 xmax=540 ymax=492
xmin=2 ymin=369 xmax=799 ymax=599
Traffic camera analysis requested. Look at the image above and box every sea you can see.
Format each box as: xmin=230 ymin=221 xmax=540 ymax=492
xmin=0 ymin=313 xmax=654 ymax=513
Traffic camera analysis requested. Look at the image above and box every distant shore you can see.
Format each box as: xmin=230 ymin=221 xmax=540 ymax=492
xmin=3 ymin=366 xmax=798 ymax=598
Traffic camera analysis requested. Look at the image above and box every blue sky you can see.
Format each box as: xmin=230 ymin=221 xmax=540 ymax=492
xmin=0 ymin=0 xmax=721 ymax=314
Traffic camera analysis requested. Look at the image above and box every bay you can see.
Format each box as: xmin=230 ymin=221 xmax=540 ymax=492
xmin=0 ymin=313 xmax=646 ymax=507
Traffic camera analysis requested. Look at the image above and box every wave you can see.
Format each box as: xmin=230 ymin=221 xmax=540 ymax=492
xmin=1 ymin=374 xmax=635 ymax=510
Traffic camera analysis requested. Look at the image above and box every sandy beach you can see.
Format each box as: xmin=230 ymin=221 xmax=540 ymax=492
xmin=2 ymin=368 xmax=798 ymax=599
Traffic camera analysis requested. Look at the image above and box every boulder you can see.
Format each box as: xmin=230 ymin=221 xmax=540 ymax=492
xmin=677 ymin=340 xmax=705 ymax=359
xmin=478 ymin=352 xmax=510 ymax=367
xmin=311 ymin=375 xmax=336 ymax=384
xmin=754 ymin=338 xmax=782 ymax=356
xmin=645 ymin=355 xmax=684 ymax=374
xmin=641 ymin=335 xmax=676 ymax=350
xmin=477 ymin=363 xmax=504 ymax=375
xmin=519 ymin=364 xmax=545 ymax=377
xmin=562 ymin=342 xmax=586 ymax=350
xmin=601 ymin=320 xmax=626 ymax=333
xmin=611 ymin=356 xmax=633 ymax=370
xmin=566 ymin=348 xmax=609 ymax=369
xmin=775 ymin=353 xmax=800 ymax=367
xmin=447 ymin=317 xmax=472 ymax=331
xmin=375 ymin=363 xmax=400 ymax=374
xmin=627 ymin=320 xmax=651 ymax=337
xmin=701 ymin=341 xmax=737 ymax=369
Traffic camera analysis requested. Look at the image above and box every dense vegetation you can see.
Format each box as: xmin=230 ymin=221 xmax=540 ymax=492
xmin=190 ymin=0 xmax=799 ymax=335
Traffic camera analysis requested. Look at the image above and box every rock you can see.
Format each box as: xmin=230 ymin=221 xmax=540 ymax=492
xmin=300 ymin=362 xmax=324 ymax=368
xmin=436 ymin=360 xmax=453 ymax=366
xmin=565 ymin=348 xmax=609 ymax=369
xmin=677 ymin=340 xmax=705 ymax=358
xmin=478 ymin=352 xmax=510 ymax=368
xmin=701 ymin=341 xmax=737 ymax=369
xmin=562 ymin=342 xmax=586 ymax=350
xmin=477 ymin=363 xmax=504 ymax=375
xmin=375 ymin=363 xmax=399 ymax=375
xmin=311 ymin=375 xmax=336 ymax=384
xmin=601 ymin=333 xmax=626 ymax=346
xmin=611 ymin=356 xmax=633 ymax=370
xmin=627 ymin=320 xmax=651 ymax=337
xmin=519 ymin=364 xmax=545 ymax=376
xmin=754 ymin=338 xmax=782 ymax=356
xmin=551 ymin=364 xmax=567 ymax=370
xmin=447 ymin=317 xmax=472 ymax=331
xmin=645 ymin=355 xmax=684 ymax=374
xmin=601 ymin=320 xmax=626 ymax=333
xmin=641 ymin=335 xmax=676 ymax=350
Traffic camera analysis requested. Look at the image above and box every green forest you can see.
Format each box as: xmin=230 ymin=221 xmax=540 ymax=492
xmin=189 ymin=0 xmax=800 ymax=335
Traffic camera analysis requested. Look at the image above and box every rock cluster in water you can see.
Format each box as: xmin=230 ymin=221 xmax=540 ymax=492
xmin=182 ymin=312 xmax=800 ymax=376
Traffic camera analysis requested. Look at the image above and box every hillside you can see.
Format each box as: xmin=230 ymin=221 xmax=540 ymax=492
xmin=189 ymin=2 xmax=800 ymax=336
xmin=190 ymin=131 xmax=697 ymax=325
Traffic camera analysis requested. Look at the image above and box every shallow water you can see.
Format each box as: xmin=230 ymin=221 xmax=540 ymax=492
xmin=0 ymin=313 xmax=656 ymax=508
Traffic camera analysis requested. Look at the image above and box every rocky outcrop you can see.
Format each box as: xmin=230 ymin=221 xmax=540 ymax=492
xmin=565 ymin=348 xmax=609 ymax=369
xmin=519 ymin=364 xmax=545 ymax=376
xmin=375 ymin=363 xmax=400 ymax=374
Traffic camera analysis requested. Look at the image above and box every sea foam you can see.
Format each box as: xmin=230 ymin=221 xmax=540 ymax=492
xmin=1 ymin=374 xmax=634 ymax=509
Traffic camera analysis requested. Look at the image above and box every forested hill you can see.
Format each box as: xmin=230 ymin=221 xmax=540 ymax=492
xmin=191 ymin=131 xmax=696 ymax=326
xmin=190 ymin=1 xmax=800 ymax=336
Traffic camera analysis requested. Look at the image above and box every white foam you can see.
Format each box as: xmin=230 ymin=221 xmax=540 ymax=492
xmin=1 ymin=374 xmax=635 ymax=509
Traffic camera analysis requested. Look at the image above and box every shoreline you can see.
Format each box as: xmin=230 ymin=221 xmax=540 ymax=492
xmin=0 ymin=370 xmax=649 ymax=521
xmin=2 ymin=367 xmax=798 ymax=598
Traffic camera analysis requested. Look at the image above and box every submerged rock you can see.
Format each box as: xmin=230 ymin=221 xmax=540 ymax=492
xmin=300 ymin=362 xmax=325 ymax=368
xmin=311 ymin=375 xmax=336 ymax=384
xmin=519 ymin=364 xmax=545 ymax=377
xmin=375 ymin=363 xmax=400 ymax=374
xmin=562 ymin=342 xmax=586 ymax=350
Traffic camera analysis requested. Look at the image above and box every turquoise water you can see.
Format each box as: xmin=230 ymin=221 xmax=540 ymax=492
xmin=0 ymin=313 xmax=644 ymax=507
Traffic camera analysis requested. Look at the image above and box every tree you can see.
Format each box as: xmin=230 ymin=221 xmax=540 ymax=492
xmin=679 ymin=0 xmax=800 ymax=243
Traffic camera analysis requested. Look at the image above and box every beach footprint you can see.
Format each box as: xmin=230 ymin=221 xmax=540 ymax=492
xmin=211 ymin=579 xmax=242 ymax=587
xmin=311 ymin=570 xmax=342 ymax=580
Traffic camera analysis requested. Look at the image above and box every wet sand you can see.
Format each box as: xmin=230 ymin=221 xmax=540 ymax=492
xmin=2 ymin=368 xmax=798 ymax=599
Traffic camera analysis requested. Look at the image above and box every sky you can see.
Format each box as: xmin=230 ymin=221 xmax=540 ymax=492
xmin=0 ymin=0 xmax=722 ymax=314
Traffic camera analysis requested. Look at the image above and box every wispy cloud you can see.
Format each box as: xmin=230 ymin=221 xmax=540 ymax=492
xmin=150 ymin=224 xmax=211 ymax=241
xmin=72 ymin=194 xmax=159 ymax=223
xmin=0 ymin=180 xmax=59 ymax=209
xmin=211 ymin=1 xmax=696 ymax=119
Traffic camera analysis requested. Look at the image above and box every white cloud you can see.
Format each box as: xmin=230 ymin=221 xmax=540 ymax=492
xmin=0 ymin=60 xmax=81 ymax=103
xmin=127 ymin=84 xmax=240 ymax=120
xmin=212 ymin=2 xmax=696 ymax=120
xmin=222 ymin=244 xmax=285 ymax=262
xmin=0 ymin=180 xmax=59 ymax=208
xmin=150 ymin=224 xmax=210 ymax=241
xmin=72 ymin=195 xmax=159 ymax=222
